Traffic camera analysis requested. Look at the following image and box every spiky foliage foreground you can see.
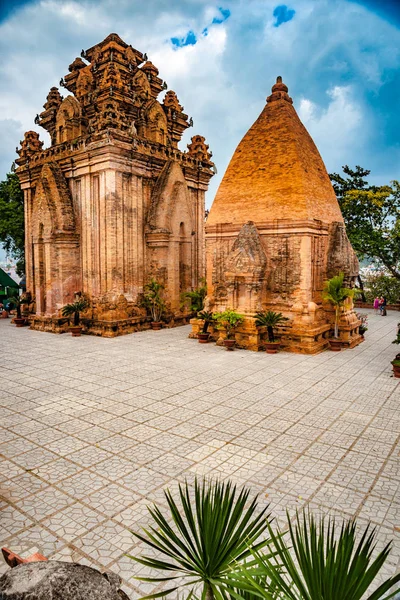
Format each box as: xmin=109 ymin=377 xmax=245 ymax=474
xmin=228 ymin=512 xmax=400 ymax=600
xmin=130 ymin=479 xmax=271 ymax=599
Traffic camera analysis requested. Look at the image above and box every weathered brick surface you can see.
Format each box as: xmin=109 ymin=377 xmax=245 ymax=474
xmin=16 ymin=33 xmax=214 ymax=335
xmin=203 ymin=78 xmax=360 ymax=353
xmin=207 ymin=77 xmax=343 ymax=226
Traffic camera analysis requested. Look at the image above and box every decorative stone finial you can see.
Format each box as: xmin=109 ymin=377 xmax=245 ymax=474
xmin=267 ymin=76 xmax=293 ymax=104
xmin=16 ymin=131 xmax=43 ymax=162
xmin=187 ymin=135 xmax=213 ymax=164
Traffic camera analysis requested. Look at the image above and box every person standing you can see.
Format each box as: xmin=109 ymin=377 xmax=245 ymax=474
xmin=373 ymin=297 xmax=380 ymax=314
xmin=381 ymin=296 xmax=387 ymax=316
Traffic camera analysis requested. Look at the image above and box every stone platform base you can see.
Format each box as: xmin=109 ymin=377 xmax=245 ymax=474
xmin=190 ymin=313 xmax=363 ymax=355
xmin=28 ymin=314 xmax=192 ymax=337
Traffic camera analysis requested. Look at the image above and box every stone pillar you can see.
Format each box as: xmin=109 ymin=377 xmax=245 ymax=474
xmin=299 ymin=234 xmax=313 ymax=305
xmin=23 ymin=187 xmax=34 ymax=293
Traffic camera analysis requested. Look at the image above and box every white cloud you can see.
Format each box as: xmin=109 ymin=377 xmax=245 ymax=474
xmin=298 ymin=85 xmax=364 ymax=165
xmin=40 ymin=0 xmax=87 ymax=25
xmin=0 ymin=0 xmax=399 ymax=202
xmin=0 ymin=119 xmax=24 ymax=178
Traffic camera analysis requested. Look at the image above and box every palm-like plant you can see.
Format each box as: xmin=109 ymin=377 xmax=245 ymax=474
xmin=130 ymin=479 xmax=271 ymax=600
xmin=197 ymin=311 xmax=214 ymax=333
xmin=255 ymin=311 xmax=289 ymax=343
xmin=230 ymin=512 xmax=400 ymax=600
xmin=182 ymin=279 xmax=207 ymax=313
xmin=323 ymin=273 xmax=357 ymax=339
xmin=141 ymin=278 xmax=166 ymax=323
xmin=6 ymin=294 xmax=22 ymax=319
xmin=62 ymin=298 xmax=88 ymax=326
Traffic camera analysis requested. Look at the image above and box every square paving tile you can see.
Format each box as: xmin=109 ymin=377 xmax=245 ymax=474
xmin=0 ymin=310 xmax=399 ymax=594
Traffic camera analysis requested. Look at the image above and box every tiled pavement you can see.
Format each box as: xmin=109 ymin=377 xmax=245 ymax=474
xmin=0 ymin=310 xmax=399 ymax=597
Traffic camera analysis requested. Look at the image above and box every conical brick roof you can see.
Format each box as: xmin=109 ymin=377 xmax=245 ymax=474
xmin=207 ymin=77 xmax=343 ymax=226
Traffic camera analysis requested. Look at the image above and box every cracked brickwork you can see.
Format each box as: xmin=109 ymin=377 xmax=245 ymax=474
xmin=16 ymin=33 xmax=214 ymax=336
xmin=203 ymin=77 xmax=360 ymax=354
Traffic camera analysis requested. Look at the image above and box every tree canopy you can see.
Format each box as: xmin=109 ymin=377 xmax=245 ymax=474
xmin=0 ymin=172 xmax=25 ymax=276
xmin=330 ymin=166 xmax=400 ymax=280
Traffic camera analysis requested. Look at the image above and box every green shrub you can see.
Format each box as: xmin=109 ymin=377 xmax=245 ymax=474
xmin=214 ymin=309 xmax=244 ymax=339
xmin=181 ymin=279 xmax=207 ymax=312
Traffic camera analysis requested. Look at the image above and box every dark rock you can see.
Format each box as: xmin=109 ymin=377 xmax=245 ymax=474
xmin=0 ymin=561 xmax=130 ymax=599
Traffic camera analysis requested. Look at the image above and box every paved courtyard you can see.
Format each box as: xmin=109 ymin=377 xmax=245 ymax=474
xmin=0 ymin=310 xmax=399 ymax=597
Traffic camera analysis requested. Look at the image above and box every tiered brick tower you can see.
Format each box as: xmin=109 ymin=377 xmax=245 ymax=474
xmin=198 ymin=77 xmax=361 ymax=353
xmin=16 ymin=33 xmax=214 ymax=336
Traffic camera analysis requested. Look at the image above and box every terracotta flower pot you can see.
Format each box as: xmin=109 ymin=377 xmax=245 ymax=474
xmin=151 ymin=322 xmax=162 ymax=330
xmin=70 ymin=326 xmax=82 ymax=337
xmin=392 ymin=363 xmax=400 ymax=379
xmin=265 ymin=341 xmax=280 ymax=354
xmin=198 ymin=332 xmax=210 ymax=343
xmin=14 ymin=318 xmax=26 ymax=328
xmin=328 ymin=338 xmax=342 ymax=351
xmin=223 ymin=339 xmax=235 ymax=351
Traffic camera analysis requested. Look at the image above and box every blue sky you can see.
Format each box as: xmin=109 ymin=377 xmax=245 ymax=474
xmin=0 ymin=0 xmax=399 ymax=248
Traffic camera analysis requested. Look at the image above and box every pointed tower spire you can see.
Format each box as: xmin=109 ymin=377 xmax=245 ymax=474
xmin=267 ymin=76 xmax=293 ymax=104
xmin=207 ymin=76 xmax=342 ymax=226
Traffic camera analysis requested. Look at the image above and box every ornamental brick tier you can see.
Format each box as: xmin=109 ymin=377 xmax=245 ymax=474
xmin=16 ymin=33 xmax=214 ymax=336
xmin=191 ymin=77 xmax=361 ymax=353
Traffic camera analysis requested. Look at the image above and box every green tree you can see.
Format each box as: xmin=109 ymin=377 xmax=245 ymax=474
xmin=330 ymin=165 xmax=370 ymax=201
xmin=363 ymin=273 xmax=400 ymax=305
xmin=330 ymin=166 xmax=400 ymax=280
xmin=0 ymin=173 xmax=25 ymax=276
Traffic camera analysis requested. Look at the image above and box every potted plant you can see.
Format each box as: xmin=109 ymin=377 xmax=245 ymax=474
xmin=255 ymin=310 xmax=289 ymax=354
xmin=20 ymin=291 xmax=34 ymax=318
xmin=197 ymin=311 xmax=213 ymax=343
xmin=214 ymin=309 xmax=244 ymax=350
xmin=181 ymin=278 xmax=207 ymax=313
xmin=357 ymin=312 xmax=368 ymax=339
xmin=392 ymin=355 xmax=400 ymax=378
xmin=62 ymin=298 xmax=88 ymax=336
xmin=141 ymin=278 xmax=166 ymax=330
xmin=392 ymin=325 xmax=400 ymax=377
xmin=323 ymin=272 xmax=357 ymax=351
xmin=393 ymin=323 xmax=400 ymax=346
xmin=6 ymin=294 xmax=25 ymax=327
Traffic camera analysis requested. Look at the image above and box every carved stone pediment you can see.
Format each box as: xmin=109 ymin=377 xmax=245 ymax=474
xmin=327 ymin=222 xmax=359 ymax=284
xmin=225 ymin=221 xmax=267 ymax=280
xmin=146 ymin=160 xmax=192 ymax=235
xmin=32 ymin=162 xmax=77 ymax=240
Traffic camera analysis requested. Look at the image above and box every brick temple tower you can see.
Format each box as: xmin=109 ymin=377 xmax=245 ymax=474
xmin=16 ymin=33 xmax=214 ymax=336
xmin=199 ymin=77 xmax=361 ymax=353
